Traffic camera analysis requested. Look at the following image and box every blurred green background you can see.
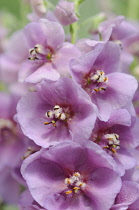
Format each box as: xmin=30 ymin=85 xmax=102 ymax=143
xmin=1 ymin=0 xmax=138 ymax=39
xmin=0 ymin=0 xmax=138 ymax=20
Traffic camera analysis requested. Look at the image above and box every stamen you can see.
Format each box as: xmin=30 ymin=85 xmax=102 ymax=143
xmin=111 ymin=148 xmax=116 ymax=153
xmin=44 ymin=120 xmax=56 ymax=127
xmin=54 ymin=105 xmax=60 ymax=110
xmin=45 ymin=110 xmax=54 ymax=118
xmin=94 ymin=87 xmax=106 ymax=92
xmin=28 ymin=57 xmax=39 ymax=60
xmin=34 ymin=44 xmax=46 ymax=55
xmin=64 ymin=172 xmax=86 ymax=195
xmin=29 ymin=48 xmax=36 ymax=55
xmin=74 ymin=172 xmax=80 ymax=177
xmin=103 ymin=133 xmax=120 ymax=153
xmin=65 ymin=190 xmax=72 ymax=194
xmin=91 ymin=70 xmax=108 ymax=83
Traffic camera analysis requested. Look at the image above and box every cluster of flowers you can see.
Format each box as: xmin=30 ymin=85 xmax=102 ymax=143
xmin=1 ymin=0 xmax=139 ymax=209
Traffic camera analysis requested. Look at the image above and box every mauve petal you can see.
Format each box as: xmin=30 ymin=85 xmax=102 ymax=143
xmin=21 ymin=149 xmax=67 ymax=206
xmin=17 ymin=92 xmax=53 ymax=146
xmin=115 ymin=149 xmax=136 ymax=170
xmin=5 ymin=30 xmax=28 ymax=61
xmin=69 ymin=99 xmax=97 ymax=141
xmin=107 ymin=109 xmax=131 ymax=127
xmin=112 ymin=20 xmax=137 ymax=41
xmin=93 ymin=96 xmax=112 ymax=121
xmin=24 ymin=159 xmax=65 ymax=196
xmin=99 ymin=16 xmax=124 ymax=41
xmin=93 ymin=42 xmax=121 ymax=74
xmin=101 ymin=25 xmax=113 ymax=42
xmin=76 ymin=38 xmax=98 ymax=54
xmin=86 ymin=168 xmax=121 ymax=210
xmin=108 ymin=72 xmax=138 ymax=107
xmin=111 ymin=204 xmax=128 ymax=210
xmin=115 ymin=181 xmax=139 ymax=205
xmin=84 ymin=141 xmax=120 ymax=174
xmin=53 ymin=42 xmax=81 ymax=77
xmin=112 ymin=124 xmax=138 ymax=149
xmin=43 ymin=193 xmax=92 ymax=210
xmin=70 ymin=46 xmax=103 ymax=84
xmin=18 ymin=60 xmax=41 ymax=83
xmin=54 ymin=1 xmax=78 ymax=26
xmin=123 ymin=102 xmax=136 ymax=118
xmin=40 ymin=19 xmax=65 ymax=50
xmin=129 ymin=198 xmax=139 ymax=209
xmin=25 ymin=63 xmax=60 ymax=83
xmin=24 ymin=22 xmax=46 ymax=48
xmin=37 ymin=78 xmax=80 ymax=105
xmin=76 ymin=40 xmax=121 ymax=74
xmin=47 ymin=141 xmax=119 ymax=175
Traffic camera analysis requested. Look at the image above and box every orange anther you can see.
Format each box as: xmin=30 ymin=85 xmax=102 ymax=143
xmin=65 ymin=190 xmax=72 ymax=194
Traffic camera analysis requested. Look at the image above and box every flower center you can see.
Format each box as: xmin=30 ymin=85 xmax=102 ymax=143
xmin=103 ymin=133 xmax=120 ymax=153
xmin=83 ymin=70 xmax=108 ymax=93
xmin=44 ymin=105 xmax=72 ymax=127
xmin=64 ymin=172 xmax=86 ymax=195
xmin=28 ymin=44 xmax=54 ymax=62
xmin=92 ymin=132 xmax=120 ymax=154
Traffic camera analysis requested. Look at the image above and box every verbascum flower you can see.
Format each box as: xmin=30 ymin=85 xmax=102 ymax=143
xmin=54 ymin=1 xmax=78 ymax=26
xmin=70 ymin=42 xmax=138 ymax=121
xmin=21 ymin=141 xmax=122 ymax=210
xmin=17 ymin=78 xmax=97 ymax=147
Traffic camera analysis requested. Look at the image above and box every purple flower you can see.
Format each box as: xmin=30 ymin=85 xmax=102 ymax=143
xmin=54 ymin=1 xmax=78 ymax=26
xmin=17 ymin=78 xmax=97 ymax=147
xmin=21 ymin=141 xmax=122 ymax=210
xmin=89 ymin=109 xmax=138 ymax=174
xmin=18 ymin=19 xmax=81 ymax=83
xmin=70 ymin=41 xmax=138 ymax=121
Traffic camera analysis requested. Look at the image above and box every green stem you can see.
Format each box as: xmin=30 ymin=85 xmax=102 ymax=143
xmin=70 ymin=0 xmax=82 ymax=44
xmin=45 ymin=0 xmax=55 ymax=10
xmin=127 ymin=0 xmax=139 ymax=19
